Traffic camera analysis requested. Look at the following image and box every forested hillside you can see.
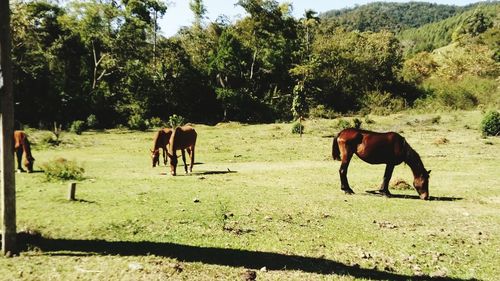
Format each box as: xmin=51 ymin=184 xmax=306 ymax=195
xmin=8 ymin=0 xmax=500 ymax=129
xmin=321 ymin=2 xmax=464 ymax=33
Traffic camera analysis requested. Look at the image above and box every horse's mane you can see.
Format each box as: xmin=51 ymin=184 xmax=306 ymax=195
xmin=152 ymin=130 xmax=162 ymax=149
xmin=169 ymin=126 xmax=183 ymax=154
xmin=403 ymin=140 xmax=425 ymax=177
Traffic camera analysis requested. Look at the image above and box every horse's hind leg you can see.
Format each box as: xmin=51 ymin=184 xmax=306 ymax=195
xmin=187 ymin=147 xmax=194 ymax=173
xmin=379 ymin=164 xmax=394 ymax=197
xmin=15 ymin=148 xmax=24 ymax=172
xmin=181 ymin=149 xmax=188 ymax=174
xmin=339 ymin=142 xmax=354 ymax=194
xmin=162 ymin=148 xmax=167 ymax=166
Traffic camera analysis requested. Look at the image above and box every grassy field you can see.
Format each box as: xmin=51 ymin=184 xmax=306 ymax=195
xmin=1 ymin=110 xmax=499 ymax=280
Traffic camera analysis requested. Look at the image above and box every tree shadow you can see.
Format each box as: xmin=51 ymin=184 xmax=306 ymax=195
xmin=12 ymin=232 xmax=476 ymax=281
xmin=365 ymin=190 xmax=463 ymax=201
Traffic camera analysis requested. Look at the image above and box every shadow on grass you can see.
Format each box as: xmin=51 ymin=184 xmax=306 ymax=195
xmin=365 ymin=190 xmax=463 ymax=201
xmin=12 ymin=232 xmax=476 ymax=281
xmin=158 ymin=170 xmax=237 ymax=176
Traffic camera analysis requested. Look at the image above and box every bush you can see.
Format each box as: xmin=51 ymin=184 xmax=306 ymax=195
xmin=128 ymin=114 xmax=148 ymax=131
xmin=336 ymin=119 xmax=352 ymax=130
xmin=149 ymin=117 xmax=164 ymax=128
xmin=353 ymin=118 xmax=362 ymax=129
xmin=70 ymin=120 xmax=86 ymax=135
xmin=86 ymin=114 xmax=99 ymax=129
xmin=481 ymin=110 xmax=500 ymax=136
xmin=168 ymin=114 xmax=186 ymax=128
xmin=309 ymin=105 xmax=338 ymax=119
xmin=41 ymin=158 xmax=85 ymax=181
xmin=36 ymin=132 xmax=61 ymax=147
xmin=291 ymin=121 xmax=305 ymax=134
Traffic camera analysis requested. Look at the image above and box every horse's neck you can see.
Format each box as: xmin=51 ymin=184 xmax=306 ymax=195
xmin=404 ymin=145 xmax=425 ymax=177
xmin=23 ymin=139 xmax=32 ymax=158
xmin=153 ymin=131 xmax=165 ymax=149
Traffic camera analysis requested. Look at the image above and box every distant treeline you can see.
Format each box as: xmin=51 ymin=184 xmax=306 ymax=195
xmin=9 ymin=0 xmax=500 ymax=128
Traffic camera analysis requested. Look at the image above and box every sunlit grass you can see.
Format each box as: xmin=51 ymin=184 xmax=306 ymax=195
xmin=1 ymin=110 xmax=499 ymax=280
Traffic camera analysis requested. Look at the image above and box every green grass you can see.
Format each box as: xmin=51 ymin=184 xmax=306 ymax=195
xmin=1 ymin=110 xmax=499 ymax=280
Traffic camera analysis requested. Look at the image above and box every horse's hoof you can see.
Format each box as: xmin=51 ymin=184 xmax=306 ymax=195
xmin=379 ymin=190 xmax=392 ymax=197
xmin=342 ymin=189 xmax=355 ymax=195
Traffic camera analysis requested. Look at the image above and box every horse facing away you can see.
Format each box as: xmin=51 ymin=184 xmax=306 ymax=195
xmin=14 ymin=130 xmax=35 ymax=173
xmin=151 ymin=128 xmax=173 ymax=167
xmin=166 ymin=126 xmax=197 ymax=176
xmin=332 ymin=128 xmax=430 ymax=200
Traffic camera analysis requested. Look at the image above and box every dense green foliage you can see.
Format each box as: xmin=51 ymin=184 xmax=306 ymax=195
xmin=481 ymin=110 xmax=500 ymax=136
xmin=9 ymin=0 xmax=500 ymax=128
xmin=321 ymin=2 xmax=464 ymax=33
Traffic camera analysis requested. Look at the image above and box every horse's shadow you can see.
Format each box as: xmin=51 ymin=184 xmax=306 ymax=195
xmin=365 ymin=190 xmax=463 ymax=201
xmin=159 ymin=170 xmax=237 ymax=176
xmin=13 ymin=232 xmax=476 ymax=281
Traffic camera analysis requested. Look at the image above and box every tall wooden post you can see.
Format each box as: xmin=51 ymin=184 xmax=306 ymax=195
xmin=1 ymin=0 xmax=17 ymax=255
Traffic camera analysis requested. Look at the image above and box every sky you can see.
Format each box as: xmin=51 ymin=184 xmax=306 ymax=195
xmin=158 ymin=0 xmax=490 ymax=37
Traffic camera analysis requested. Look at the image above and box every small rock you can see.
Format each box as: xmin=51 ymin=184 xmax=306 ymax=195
xmin=193 ymin=198 xmax=200 ymax=203
xmin=241 ymin=269 xmax=257 ymax=281
xmin=128 ymin=262 xmax=143 ymax=271
xmin=260 ymin=266 xmax=267 ymax=272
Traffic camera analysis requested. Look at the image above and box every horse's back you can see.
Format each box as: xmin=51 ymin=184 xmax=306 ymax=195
xmin=171 ymin=126 xmax=197 ymax=150
xmin=338 ymin=128 xmax=406 ymax=164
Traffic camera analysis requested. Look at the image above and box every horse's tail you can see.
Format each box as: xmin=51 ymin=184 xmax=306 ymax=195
xmin=332 ymin=135 xmax=341 ymax=161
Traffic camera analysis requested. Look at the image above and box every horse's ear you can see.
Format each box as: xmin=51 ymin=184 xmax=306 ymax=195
xmin=427 ymin=170 xmax=431 ymax=175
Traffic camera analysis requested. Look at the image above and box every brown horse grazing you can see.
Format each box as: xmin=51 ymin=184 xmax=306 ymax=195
xmin=166 ymin=126 xmax=197 ymax=176
xmin=151 ymin=128 xmax=173 ymax=167
xmin=14 ymin=130 xmax=35 ymax=173
xmin=332 ymin=128 xmax=430 ymax=200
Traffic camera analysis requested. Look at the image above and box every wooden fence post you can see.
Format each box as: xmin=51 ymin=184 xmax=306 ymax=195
xmin=68 ymin=183 xmax=76 ymax=201
xmin=1 ymin=0 xmax=18 ymax=256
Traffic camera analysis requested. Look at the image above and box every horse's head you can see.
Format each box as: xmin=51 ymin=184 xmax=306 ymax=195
xmin=414 ymin=170 xmax=431 ymax=200
xmin=151 ymin=149 xmax=160 ymax=167
xmin=24 ymin=156 xmax=35 ymax=173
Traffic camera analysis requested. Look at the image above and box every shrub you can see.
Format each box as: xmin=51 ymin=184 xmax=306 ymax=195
xmin=336 ymin=119 xmax=352 ymax=130
xmin=362 ymin=91 xmax=406 ymax=115
xmin=128 ymin=114 xmax=148 ymax=131
xmin=41 ymin=158 xmax=85 ymax=181
xmin=309 ymin=105 xmax=338 ymax=119
xmin=291 ymin=121 xmax=305 ymax=134
xmin=70 ymin=120 xmax=86 ymax=135
xmin=353 ymin=118 xmax=362 ymax=129
xmin=149 ymin=117 xmax=164 ymax=128
xmin=168 ymin=114 xmax=186 ymax=128
xmin=36 ymin=132 xmax=61 ymax=147
xmin=86 ymin=114 xmax=99 ymax=129
xmin=481 ymin=110 xmax=500 ymax=136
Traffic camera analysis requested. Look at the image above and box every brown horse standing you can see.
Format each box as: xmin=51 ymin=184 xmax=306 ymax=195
xmin=14 ymin=130 xmax=35 ymax=173
xmin=151 ymin=128 xmax=172 ymax=167
xmin=332 ymin=128 xmax=430 ymax=200
xmin=166 ymin=126 xmax=197 ymax=176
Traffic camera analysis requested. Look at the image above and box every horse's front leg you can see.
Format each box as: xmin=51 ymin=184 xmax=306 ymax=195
xmin=181 ymin=149 xmax=188 ymax=174
xmin=379 ymin=164 xmax=394 ymax=197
